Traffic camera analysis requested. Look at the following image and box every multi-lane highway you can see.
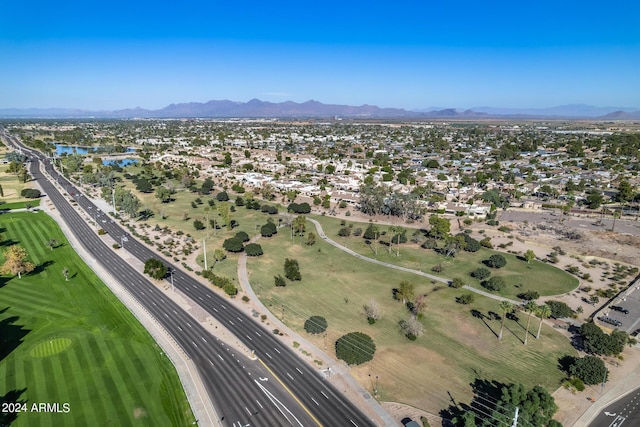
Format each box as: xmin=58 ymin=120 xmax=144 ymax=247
xmin=589 ymin=387 xmax=640 ymax=427
xmin=1 ymin=128 xmax=377 ymax=427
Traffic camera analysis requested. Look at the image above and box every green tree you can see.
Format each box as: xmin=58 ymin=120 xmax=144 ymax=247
xmin=193 ymin=219 xmax=205 ymax=230
xmin=304 ymin=316 xmax=327 ymax=334
xmin=585 ymin=189 xmax=604 ymax=209
xmin=428 ymin=215 xmax=450 ymax=240
xmin=306 ymin=232 xmax=316 ymax=246
xmin=498 ymin=301 xmax=513 ymax=340
xmin=486 ymin=254 xmax=507 ymax=268
xmin=260 ymin=222 xmax=277 ymax=237
xmin=335 ymin=332 xmax=376 ymax=365
xmin=212 ymin=249 xmax=226 ymax=267
xmin=274 ymin=274 xmax=287 ymax=287
xmin=570 ymin=355 xmax=608 ymax=385
xmin=524 ymin=249 xmax=536 ymax=264
xmin=155 ymin=186 xmax=172 ymax=203
xmin=245 ymin=243 xmax=263 ymax=256
xmin=222 ymin=237 xmax=244 ymax=253
xmin=615 ymin=179 xmax=634 ymax=203
xmin=143 ymin=258 xmax=167 ymax=280
xmin=284 ymin=258 xmax=301 ymax=281
xmin=396 ymin=280 xmax=415 ymax=305
xmin=483 ymin=276 xmax=505 ymax=292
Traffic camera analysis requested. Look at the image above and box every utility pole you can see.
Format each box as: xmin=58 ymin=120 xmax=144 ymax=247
xmin=511 ymin=407 xmax=519 ymax=427
xmin=203 ymin=239 xmax=207 ymax=270
xmin=170 ymin=269 xmax=175 ymax=292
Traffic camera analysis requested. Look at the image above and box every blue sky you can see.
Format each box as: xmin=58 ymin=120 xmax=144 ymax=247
xmin=1 ymin=0 xmax=639 ymax=110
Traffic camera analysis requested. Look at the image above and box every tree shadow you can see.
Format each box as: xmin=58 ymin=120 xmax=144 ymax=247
xmin=0 ymin=388 xmax=28 ymax=427
xmin=30 ymin=260 xmax=54 ymax=276
xmin=558 ymin=354 xmax=577 ymax=375
xmin=0 ymin=313 xmax=31 ymax=362
xmin=471 ymin=309 xmax=498 ymax=338
xmin=0 ymin=239 xmax=19 ymax=248
xmin=0 ymin=276 xmax=9 ymax=290
xmin=440 ymin=378 xmax=509 ymax=426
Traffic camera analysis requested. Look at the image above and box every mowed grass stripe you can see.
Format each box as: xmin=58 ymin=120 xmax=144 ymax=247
xmin=0 ymin=290 xmax=72 ymax=319
xmin=55 ymin=349 xmax=90 ymax=427
xmin=73 ymin=337 xmax=110 ymax=423
xmin=110 ymin=339 xmax=160 ymax=422
xmin=89 ymin=335 xmax=135 ymax=425
xmin=12 ymin=220 xmax=49 ymax=263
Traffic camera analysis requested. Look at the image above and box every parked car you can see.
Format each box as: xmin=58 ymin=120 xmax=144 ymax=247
xmin=611 ymin=306 xmax=630 ymax=314
xmin=600 ymin=316 xmax=623 ymax=327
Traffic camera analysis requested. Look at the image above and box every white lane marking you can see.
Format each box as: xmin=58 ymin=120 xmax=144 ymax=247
xmin=218 ymin=354 xmax=224 ymax=361
xmin=350 ymin=420 xmax=358 ymax=426
xmin=320 ymin=391 xmax=328 ymax=399
xmin=274 ymin=348 xmax=281 ymax=354
xmin=286 ymin=372 xmax=294 ymax=380
xmin=201 ymin=337 xmax=207 ymax=343
xmin=256 ymin=400 xmax=263 ymax=409
xmin=296 ymin=367 xmax=303 ymax=375
xmin=265 ymin=352 xmax=272 ymax=359
xmin=311 ymin=397 xmax=319 ymax=406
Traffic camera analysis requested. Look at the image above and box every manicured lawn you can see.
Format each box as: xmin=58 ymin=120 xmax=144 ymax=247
xmin=0 ymin=212 xmax=195 ymax=426
xmin=313 ymin=215 xmax=579 ymax=298
xmin=0 ymin=145 xmax=36 ymax=206
xmin=246 ymin=225 xmax=577 ymax=412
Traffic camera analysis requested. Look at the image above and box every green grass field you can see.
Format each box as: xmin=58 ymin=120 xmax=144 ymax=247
xmin=246 ymin=225 xmax=577 ymax=412
xmin=312 ymin=215 xmax=579 ymax=298
xmin=0 ymin=145 xmax=35 ymax=206
xmin=0 ymin=212 xmax=195 ymax=426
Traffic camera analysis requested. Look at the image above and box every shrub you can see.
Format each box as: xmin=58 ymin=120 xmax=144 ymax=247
xmin=335 ymin=332 xmax=376 ymax=365
xmin=482 ymin=276 xmax=506 ymax=291
xmin=235 ymin=231 xmax=250 ymax=242
xmin=284 ymin=258 xmax=301 ymax=281
xmin=304 ymin=316 xmax=328 ymax=334
xmin=223 ymin=283 xmax=238 ymax=297
xmin=245 ymin=243 xmax=263 ymax=256
xmin=480 ymin=237 xmax=493 ymax=248
xmin=222 ymin=237 xmax=244 ymax=253
xmin=518 ymin=290 xmax=540 ymax=301
xmin=216 ymin=191 xmax=229 ymax=201
xmin=470 ymin=267 xmax=491 ymax=280
xmin=143 ymin=258 xmax=167 ymax=280
xmin=456 ymin=293 xmax=475 ymax=304
xmin=547 ymin=300 xmax=576 ymax=319
xmin=193 ymin=219 xmax=205 ymax=230
xmin=451 ymin=278 xmax=465 ymax=288
xmin=260 ymin=222 xmax=277 ymax=237
xmin=421 ymin=238 xmax=438 ymax=250
xmin=338 ymin=227 xmax=351 ymax=237
xmin=274 ymin=274 xmax=287 ymax=287
xmin=486 ymin=254 xmax=507 ymax=269
xmin=353 ymin=227 xmax=362 ymax=237
xmin=20 ymin=188 xmax=41 ymax=198
xmin=288 ymin=202 xmax=311 ymax=214
xmin=97 ymin=229 xmax=107 ymax=235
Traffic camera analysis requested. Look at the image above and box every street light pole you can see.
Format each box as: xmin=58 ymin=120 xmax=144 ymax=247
xmin=170 ymin=269 xmax=175 ymax=292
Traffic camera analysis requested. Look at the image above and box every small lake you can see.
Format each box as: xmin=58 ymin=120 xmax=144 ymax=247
xmin=102 ymin=159 xmax=138 ymax=166
xmin=54 ymin=144 xmax=136 ymax=155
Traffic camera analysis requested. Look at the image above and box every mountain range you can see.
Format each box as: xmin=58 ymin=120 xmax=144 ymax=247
xmin=1 ymin=99 xmax=639 ymax=119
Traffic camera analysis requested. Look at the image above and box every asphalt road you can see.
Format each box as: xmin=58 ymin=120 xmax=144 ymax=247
xmin=588 ymin=387 xmax=640 ymax=427
xmin=2 ymin=128 xmax=376 ymax=427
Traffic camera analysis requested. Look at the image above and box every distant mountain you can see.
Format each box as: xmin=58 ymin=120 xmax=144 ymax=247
xmin=471 ymin=104 xmax=640 ymax=118
xmin=598 ymin=110 xmax=640 ymax=120
xmin=1 ymin=100 xmax=638 ymax=119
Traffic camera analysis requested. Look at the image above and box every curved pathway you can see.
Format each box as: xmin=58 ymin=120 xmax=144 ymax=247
xmin=306 ymin=218 xmax=522 ymax=305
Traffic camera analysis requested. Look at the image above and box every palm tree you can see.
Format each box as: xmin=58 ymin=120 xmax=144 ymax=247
xmin=523 ymin=301 xmax=537 ymax=345
xmin=62 ymin=267 xmax=70 ymax=281
xmin=535 ymin=304 xmax=552 ymax=339
xmin=611 ymin=211 xmax=620 ymax=232
xmin=498 ymin=301 xmax=513 ymax=341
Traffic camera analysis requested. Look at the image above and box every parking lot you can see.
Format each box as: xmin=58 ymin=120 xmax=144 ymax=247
xmin=598 ymin=278 xmax=640 ymax=334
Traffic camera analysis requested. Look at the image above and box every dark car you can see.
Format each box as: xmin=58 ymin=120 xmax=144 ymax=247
xmin=611 ymin=306 xmax=630 ymax=314
xmin=600 ymin=316 xmax=623 ymax=327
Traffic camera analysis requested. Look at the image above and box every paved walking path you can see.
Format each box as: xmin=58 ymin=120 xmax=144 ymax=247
xmin=236 ymin=233 xmax=397 ymax=427
xmin=307 ymin=218 xmax=522 ymax=305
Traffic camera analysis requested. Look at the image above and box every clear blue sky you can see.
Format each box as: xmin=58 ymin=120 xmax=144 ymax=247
xmin=1 ymin=0 xmax=639 ymax=110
